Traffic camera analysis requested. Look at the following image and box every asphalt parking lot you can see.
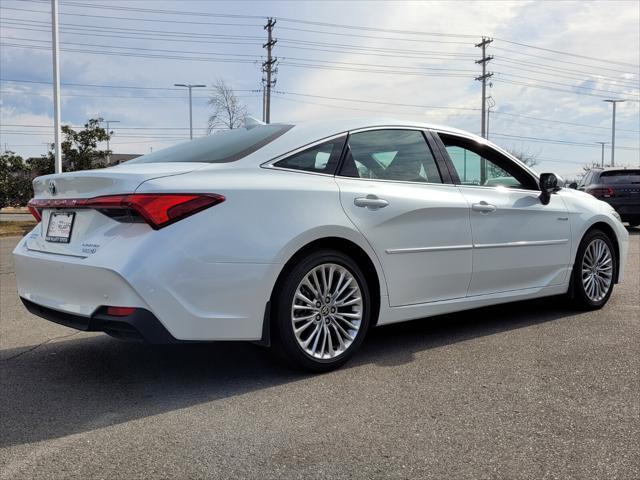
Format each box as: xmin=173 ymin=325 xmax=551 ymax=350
xmin=1 ymin=232 xmax=638 ymax=479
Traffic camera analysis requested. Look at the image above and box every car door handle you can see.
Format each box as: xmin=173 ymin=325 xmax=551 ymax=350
xmin=471 ymin=202 xmax=497 ymax=213
xmin=354 ymin=195 xmax=389 ymax=209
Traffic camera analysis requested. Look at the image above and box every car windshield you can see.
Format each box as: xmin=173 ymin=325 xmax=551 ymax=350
xmin=126 ymin=124 xmax=293 ymax=164
xmin=600 ymin=170 xmax=640 ymax=184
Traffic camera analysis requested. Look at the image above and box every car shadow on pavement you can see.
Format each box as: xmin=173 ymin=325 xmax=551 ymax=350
xmin=0 ymin=294 xmax=584 ymax=449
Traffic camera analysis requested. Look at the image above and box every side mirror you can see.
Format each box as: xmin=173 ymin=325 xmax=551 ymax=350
xmin=568 ymin=182 xmax=578 ymax=189
xmin=539 ymin=172 xmax=559 ymax=205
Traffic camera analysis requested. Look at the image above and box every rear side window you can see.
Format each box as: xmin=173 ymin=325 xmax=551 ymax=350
xmin=274 ymin=136 xmax=346 ymax=174
xmin=127 ymin=124 xmax=293 ymax=164
xmin=599 ymin=170 xmax=640 ymax=184
xmin=339 ymin=129 xmax=442 ymax=183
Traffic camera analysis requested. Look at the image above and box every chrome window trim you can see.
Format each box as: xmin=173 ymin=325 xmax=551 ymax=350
xmin=456 ymin=184 xmax=545 ymax=195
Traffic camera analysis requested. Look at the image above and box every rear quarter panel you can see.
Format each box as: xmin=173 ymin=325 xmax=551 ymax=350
xmin=132 ymin=167 xmax=388 ymax=337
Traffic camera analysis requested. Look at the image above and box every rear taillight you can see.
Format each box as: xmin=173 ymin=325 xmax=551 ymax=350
xmin=27 ymin=193 xmax=225 ymax=229
xmin=106 ymin=306 xmax=137 ymax=317
xmin=28 ymin=205 xmax=42 ymax=222
xmin=588 ymin=187 xmax=615 ymax=198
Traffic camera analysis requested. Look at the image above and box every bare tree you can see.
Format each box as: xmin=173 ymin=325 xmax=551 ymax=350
xmin=506 ymin=147 xmax=540 ymax=168
xmin=207 ymin=79 xmax=248 ymax=132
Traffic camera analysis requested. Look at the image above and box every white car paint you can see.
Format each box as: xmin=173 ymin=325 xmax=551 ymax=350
xmin=14 ymin=118 xmax=629 ymax=343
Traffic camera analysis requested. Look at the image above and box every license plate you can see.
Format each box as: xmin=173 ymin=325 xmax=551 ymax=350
xmin=46 ymin=212 xmax=75 ymax=243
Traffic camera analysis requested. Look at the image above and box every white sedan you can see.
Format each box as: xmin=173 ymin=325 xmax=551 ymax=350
xmin=15 ymin=118 xmax=629 ymax=371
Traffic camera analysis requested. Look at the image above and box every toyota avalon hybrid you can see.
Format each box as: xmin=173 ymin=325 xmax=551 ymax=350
xmin=14 ymin=118 xmax=629 ymax=371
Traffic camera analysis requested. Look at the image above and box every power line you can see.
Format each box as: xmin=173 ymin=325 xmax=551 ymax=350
xmin=493 ymin=60 xmax=639 ymax=89
xmin=493 ymin=38 xmax=639 ymax=68
xmin=490 ymin=132 xmax=639 ymax=150
xmin=495 ymin=72 xmax=638 ymax=97
xmin=0 ymin=16 xmax=264 ymax=40
xmin=0 ymin=42 xmax=260 ymax=64
xmin=493 ymin=78 xmax=636 ymax=99
xmin=15 ymin=0 xmax=636 ymax=70
xmin=0 ymin=6 xmax=264 ymax=28
xmin=492 ymin=47 xmax=638 ymax=76
xmin=0 ymin=77 xmax=260 ymax=92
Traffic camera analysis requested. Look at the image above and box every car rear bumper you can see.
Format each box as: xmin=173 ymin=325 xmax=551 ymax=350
xmin=21 ymin=298 xmax=179 ymax=343
xmin=13 ymin=234 xmax=281 ymax=341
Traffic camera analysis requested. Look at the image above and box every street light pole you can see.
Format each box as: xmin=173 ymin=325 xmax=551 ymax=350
xmin=174 ymin=83 xmax=206 ymax=139
xmin=595 ymin=142 xmax=608 ymax=167
xmin=604 ymin=99 xmax=625 ymax=167
xmin=51 ymin=0 xmax=62 ymax=173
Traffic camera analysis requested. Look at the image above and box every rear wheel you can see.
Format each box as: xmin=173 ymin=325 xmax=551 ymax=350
xmin=569 ymin=230 xmax=617 ymax=310
xmin=272 ymin=249 xmax=371 ymax=372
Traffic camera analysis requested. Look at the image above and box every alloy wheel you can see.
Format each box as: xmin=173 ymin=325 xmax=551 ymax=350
xmin=290 ymin=263 xmax=363 ymax=360
xmin=581 ymin=238 xmax=613 ymax=302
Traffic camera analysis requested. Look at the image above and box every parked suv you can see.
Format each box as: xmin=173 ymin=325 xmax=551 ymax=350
xmin=578 ymin=168 xmax=640 ymax=227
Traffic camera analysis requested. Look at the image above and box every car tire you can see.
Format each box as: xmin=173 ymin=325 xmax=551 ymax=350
xmin=569 ymin=230 xmax=617 ymax=310
xmin=271 ymin=249 xmax=371 ymax=372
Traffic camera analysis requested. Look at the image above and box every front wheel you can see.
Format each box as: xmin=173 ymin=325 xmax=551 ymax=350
xmin=272 ymin=249 xmax=371 ymax=372
xmin=569 ymin=230 xmax=617 ymax=310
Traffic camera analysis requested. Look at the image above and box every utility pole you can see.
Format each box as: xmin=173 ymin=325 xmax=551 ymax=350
xmin=604 ymin=99 xmax=625 ymax=167
xmin=104 ymin=120 xmax=119 ymax=164
xmin=475 ymin=37 xmax=493 ymax=139
xmin=475 ymin=36 xmax=493 ymax=184
xmin=262 ymin=18 xmax=277 ymax=124
xmin=595 ymin=142 xmax=608 ymax=167
xmin=174 ymin=83 xmax=206 ymax=139
xmin=486 ymin=95 xmax=495 ymax=140
xmin=51 ymin=0 xmax=62 ymax=173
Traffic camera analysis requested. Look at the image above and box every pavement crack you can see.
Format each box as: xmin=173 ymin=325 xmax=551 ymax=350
xmin=1 ymin=331 xmax=81 ymax=362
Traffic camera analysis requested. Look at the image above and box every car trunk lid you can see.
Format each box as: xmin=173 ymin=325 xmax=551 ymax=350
xmin=27 ymin=162 xmax=207 ymax=257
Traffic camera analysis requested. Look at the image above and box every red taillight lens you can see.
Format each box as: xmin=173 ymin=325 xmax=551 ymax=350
xmin=125 ymin=194 xmax=224 ymax=229
xmin=26 ymin=193 xmax=225 ymax=229
xmin=589 ymin=187 xmax=615 ymax=198
xmin=27 ymin=203 xmax=42 ymax=222
xmin=106 ymin=306 xmax=136 ymax=317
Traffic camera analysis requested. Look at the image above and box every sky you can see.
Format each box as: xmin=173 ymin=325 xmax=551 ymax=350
xmin=1 ymin=0 xmax=639 ymax=179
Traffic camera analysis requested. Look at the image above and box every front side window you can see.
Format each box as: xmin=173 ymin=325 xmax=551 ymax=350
xmin=128 ymin=124 xmax=293 ymax=164
xmin=274 ymin=137 xmax=345 ymax=174
xmin=579 ymin=171 xmax=594 ymax=187
xmin=339 ymin=129 xmax=442 ymax=183
xmin=439 ymin=133 xmax=537 ymax=190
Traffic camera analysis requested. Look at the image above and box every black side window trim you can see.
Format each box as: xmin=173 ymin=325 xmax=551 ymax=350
xmin=424 ymin=130 xmax=454 ymax=184
xmin=437 ymin=132 xmax=539 ymax=191
xmin=336 ymin=128 xmax=451 ymax=185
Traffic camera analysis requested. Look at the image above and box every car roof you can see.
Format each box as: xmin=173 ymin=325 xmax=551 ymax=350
xmin=280 ymin=117 xmax=481 ymax=143
xmin=591 ymin=167 xmax=638 ymax=172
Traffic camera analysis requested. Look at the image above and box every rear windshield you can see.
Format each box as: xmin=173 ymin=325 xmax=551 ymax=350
xmin=600 ymin=170 xmax=640 ymax=184
xmin=127 ymin=124 xmax=293 ymax=164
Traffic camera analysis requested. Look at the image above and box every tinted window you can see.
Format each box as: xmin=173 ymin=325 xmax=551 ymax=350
xmin=439 ymin=133 xmax=537 ymax=190
xmin=599 ymin=170 xmax=640 ymax=184
xmin=579 ymin=171 xmax=593 ymax=187
xmin=274 ymin=137 xmax=345 ymax=174
xmin=340 ymin=130 xmax=442 ymax=183
xmin=128 ymin=124 xmax=292 ymax=164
